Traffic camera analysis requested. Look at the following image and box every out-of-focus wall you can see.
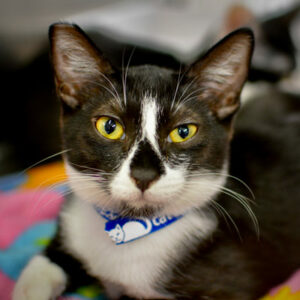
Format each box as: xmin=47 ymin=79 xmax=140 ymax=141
xmin=0 ymin=0 xmax=298 ymax=68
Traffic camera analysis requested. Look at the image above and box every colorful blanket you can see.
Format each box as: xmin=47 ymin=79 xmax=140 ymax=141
xmin=0 ymin=162 xmax=299 ymax=300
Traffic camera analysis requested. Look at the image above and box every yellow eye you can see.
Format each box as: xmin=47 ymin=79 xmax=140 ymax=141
xmin=96 ymin=116 xmax=124 ymax=140
xmin=169 ymin=124 xmax=197 ymax=143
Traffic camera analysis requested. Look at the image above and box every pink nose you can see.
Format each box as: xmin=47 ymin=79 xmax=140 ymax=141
xmin=131 ymin=168 xmax=159 ymax=192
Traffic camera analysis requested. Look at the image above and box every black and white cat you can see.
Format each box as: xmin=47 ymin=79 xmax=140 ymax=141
xmin=13 ymin=23 xmax=300 ymax=300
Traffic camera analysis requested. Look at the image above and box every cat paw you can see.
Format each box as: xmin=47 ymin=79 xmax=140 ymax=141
xmin=12 ymin=255 xmax=67 ymax=300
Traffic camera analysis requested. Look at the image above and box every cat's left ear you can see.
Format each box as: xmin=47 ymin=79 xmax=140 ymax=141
xmin=49 ymin=23 xmax=114 ymax=108
xmin=187 ymin=28 xmax=254 ymax=120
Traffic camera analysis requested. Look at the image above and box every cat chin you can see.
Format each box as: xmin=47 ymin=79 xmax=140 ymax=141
xmin=115 ymin=196 xmax=209 ymax=218
xmin=117 ymin=202 xmax=161 ymax=218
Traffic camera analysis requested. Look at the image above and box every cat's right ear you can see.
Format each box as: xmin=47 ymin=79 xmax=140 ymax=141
xmin=49 ymin=23 xmax=114 ymax=108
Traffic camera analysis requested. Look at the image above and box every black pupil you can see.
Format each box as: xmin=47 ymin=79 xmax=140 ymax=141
xmin=178 ymin=125 xmax=189 ymax=139
xmin=104 ymin=119 xmax=116 ymax=134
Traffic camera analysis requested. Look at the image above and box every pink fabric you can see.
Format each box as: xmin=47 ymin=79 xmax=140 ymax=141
xmin=0 ymin=272 xmax=15 ymax=300
xmin=288 ymin=269 xmax=300 ymax=293
xmin=0 ymin=191 xmax=63 ymax=249
xmin=269 ymin=269 xmax=300 ymax=296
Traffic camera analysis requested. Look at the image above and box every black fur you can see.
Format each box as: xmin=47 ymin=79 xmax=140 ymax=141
xmin=130 ymin=140 xmax=165 ymax=191
xmin=163 ymin=89 xmax=300 ymax=299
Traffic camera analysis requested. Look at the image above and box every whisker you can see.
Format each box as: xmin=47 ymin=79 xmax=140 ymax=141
xmin=19 ymin=149 xmax=71 ymax=175
xmin=177 ymin=76 xmax=197 ymax=103
xmin=177 ymin=87 xmax=206 ymax=106
xmin=182 ymin=180 xmax=259 ymax=237
xmin=218 ymin=186 xmax=259 ymax=236
xmin=97 ymin=72 xmax=122 ymax=106
xmin=84 ymin=79 xmax=122 ymax=107
xmin=30 ymin=175 xmax=112 ymax=216
xmin=69 ymin=162 xmax=114 ymax=176
xmin=36 ymin=185 xmax=110 ymax=215
xmin=211 ymin=200 xmax=242 ymax=240
xmin=170 ymin=64 xmax=183 ymax=110
xmin=122 ymin=47 xmax=136 ymax=106
xmin=186 ymin=171 xmax=255 ymax=200
xmin=28 ymin=171 xmax=111 ymax=215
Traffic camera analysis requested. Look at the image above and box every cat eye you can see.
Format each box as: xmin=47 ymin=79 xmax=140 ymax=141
xmin=169 ymin=124 xmax=197 ymax=143
xmin=96 ymin=116 xmax=124 ymax=140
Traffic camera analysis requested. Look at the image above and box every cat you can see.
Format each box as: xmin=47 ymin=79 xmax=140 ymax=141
xmin=108 ymin=224 xmax=125 ymax=243
xmin=13 ymin=23 xmax=300 ymax=300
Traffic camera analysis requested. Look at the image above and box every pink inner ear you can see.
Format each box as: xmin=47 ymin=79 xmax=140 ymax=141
xmin=51 ymin=24 xmax=113 ymax=83
xmin=186 ymin=30 xmax=253 ymax=120
xmin=50 ymin=24 xmax=115 ymax=108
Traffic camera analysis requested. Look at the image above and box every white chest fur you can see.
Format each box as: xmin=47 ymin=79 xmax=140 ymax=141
xmin=61 ymin=197 xmax=217 ymax=299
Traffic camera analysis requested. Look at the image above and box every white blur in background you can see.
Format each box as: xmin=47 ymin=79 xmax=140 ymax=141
xmin=0 ymin=0 xmax=299 ymax=67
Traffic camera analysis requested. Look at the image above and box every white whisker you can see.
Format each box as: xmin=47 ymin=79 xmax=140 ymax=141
xmin=19 ymin=149 xmax=71 ymax=175
xmin=97 ymin=72 xmax=122 ymax=107
xmin=69 ymin=162 xmax=114 ymax=176
xmin=83 ymin=79 xmax=122 ymax=108
xmin=170 ymin=64 xmax=183 ymax=110
xmin=211 ymin=200 xmax=242 ymax=240
xmin=181 ymin=179 xmax=259 ymax=237
xmin=186 ymin=171 xmax=255 ymax=200
xmin=122 ymin=48 xmax=135 ymax=106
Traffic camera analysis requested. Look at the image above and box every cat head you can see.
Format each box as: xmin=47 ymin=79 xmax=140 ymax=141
xmin=108 ymin=224 xmax=125 ymax=243
xmin=49 ymin=24 xmax=253 ymax=217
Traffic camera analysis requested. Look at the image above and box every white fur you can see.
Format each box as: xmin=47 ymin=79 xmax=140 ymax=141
xmin=61 ymin=196 xmax=217 ymax=299
xmin=141 ymin=95 xmax=161 ymax=154
xmin=13 ymin=255 xmax=67 ymax=300
xmin=109 ymin=143 xmax=141 ymax=203
xmin=67 ymin=156 xmax=227 ymax=217
xmin=158 ymin=164 xmax=228 ymax=216
xmin=65 ymin=163 xmax=113 ymax=208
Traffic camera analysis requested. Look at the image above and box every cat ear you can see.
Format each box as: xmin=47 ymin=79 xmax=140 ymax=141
xmin=49 ymin=23 xmax=114 ymax=108
xmin=187 ymin=28 xmax=254 ymax=120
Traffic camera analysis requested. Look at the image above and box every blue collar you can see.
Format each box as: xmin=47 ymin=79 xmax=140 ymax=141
xmin=94 ymin=207 xmax=183 ymax=245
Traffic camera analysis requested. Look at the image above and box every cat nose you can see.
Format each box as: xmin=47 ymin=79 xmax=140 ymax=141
xmin=130 ymin=140 xmax=165 ymax=192
xmin=131 ymin=168 xmax=160 ymax=192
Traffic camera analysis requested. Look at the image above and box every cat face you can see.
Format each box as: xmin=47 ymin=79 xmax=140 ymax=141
xmin=108 ymin=224 xmax=125 ymax=244
xmin=50 ymin=24 xmax=253 ymax=217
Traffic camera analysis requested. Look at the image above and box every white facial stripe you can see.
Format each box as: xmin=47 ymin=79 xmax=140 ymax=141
xmin=110 ymin=143 xmax=141 ymax=201
xmin=110 ymin=95 xmax=162 ymax=199
xmin=141 ymin=95 xmax=160 ymax=154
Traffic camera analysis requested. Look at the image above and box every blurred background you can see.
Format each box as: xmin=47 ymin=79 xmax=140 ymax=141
xmin=0 ymin=0 xmax=299 ymax=175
